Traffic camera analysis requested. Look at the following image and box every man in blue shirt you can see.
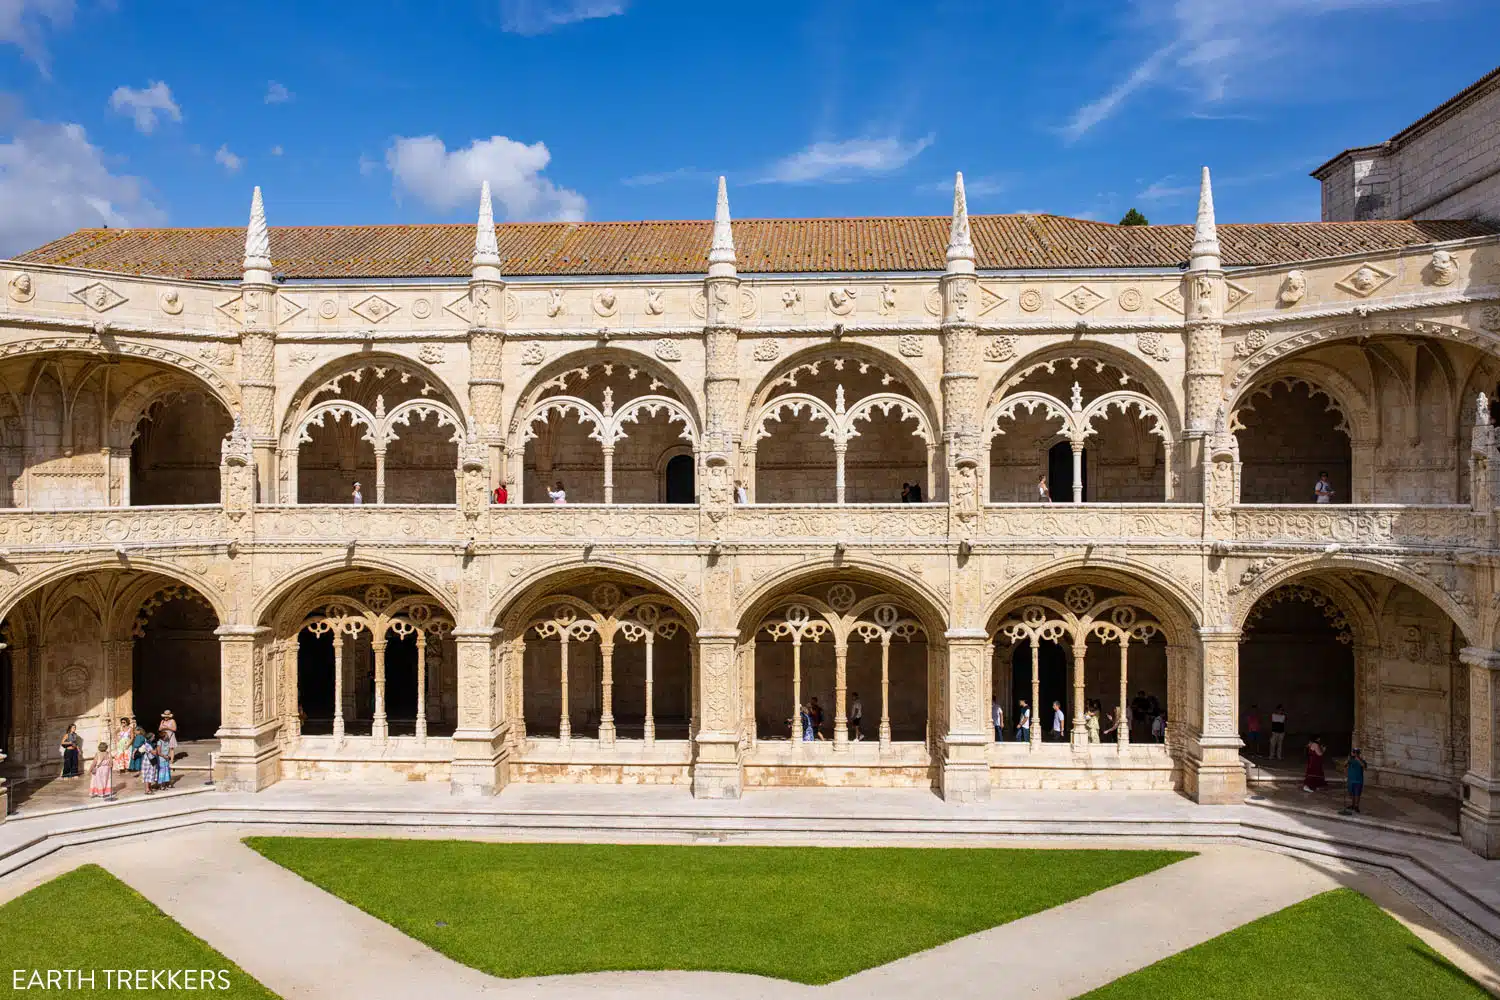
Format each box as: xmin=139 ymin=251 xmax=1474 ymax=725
xmin=1345 ymin=748 xmax=1365 ymax=814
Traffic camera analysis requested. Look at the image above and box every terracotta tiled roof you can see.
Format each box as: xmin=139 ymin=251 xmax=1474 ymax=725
xmin=12 ymin=216 xmax=1495 ymax=280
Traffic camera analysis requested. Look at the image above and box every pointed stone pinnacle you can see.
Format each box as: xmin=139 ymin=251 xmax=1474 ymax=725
xmin=1190 ymin=166 xmax=1221 ymax=271
xmin=243 ymin=186 xmax=270 ymax=271
xmin=946 ymin=171 xmax=975 ymax=271
xmin=473 ymin=180 xmax=500 ymax=268
xmin=709 ymin=175 xmax=736 ymax=269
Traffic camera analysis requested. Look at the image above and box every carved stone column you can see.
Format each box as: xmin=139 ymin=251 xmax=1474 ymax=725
xmin=1355 ymin=640 xmax=1385 ymax=765
xmin=470 ymin=182 xmax=508 ymax=492
xmin=940 ymin=629 xmax=991 ymax=802
xmin=450 ymin=626 xmax=506 ymax=796
xmin=1181 ymin=169 xmax=1224 ymax=503
xmin=693 ymin=629 xmax=742 ymax=799
xmin=1183 ymin=626 xmax=1246 ymax=803
xmin=1459 ymin=647 xmax=1500 ymax=857
xmin=215 ymin=625 xmax=280 ymax=792
xmin=103 ymin=638 xmax=134 ymax=730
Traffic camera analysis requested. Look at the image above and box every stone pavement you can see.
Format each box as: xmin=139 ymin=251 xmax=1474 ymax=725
xmin=0 ymin=784 xmax=1498 ymax=999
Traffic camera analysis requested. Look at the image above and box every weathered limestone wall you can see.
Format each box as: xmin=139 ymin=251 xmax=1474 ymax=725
xmin=1319 ymin=73 xmax=1500 ymax=222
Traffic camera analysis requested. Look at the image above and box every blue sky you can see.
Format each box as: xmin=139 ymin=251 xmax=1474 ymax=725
xmin=1 ymin=0 xmax=1497 ymax=254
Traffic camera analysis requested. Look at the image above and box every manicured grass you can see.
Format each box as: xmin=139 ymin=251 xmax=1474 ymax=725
xmin=1081 ymin=888 xmax=1490 ymax=1000
xmin=246 ymin=837 xmax=1188 ymax=983
xmin=0 ymin=864 xmax=278 ymax=999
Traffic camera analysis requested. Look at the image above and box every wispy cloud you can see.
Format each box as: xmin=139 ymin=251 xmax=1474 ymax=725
xmin=499 ymin=0 xmax=625 ymax=35
xmin=1135 ymin=178 xmax=1196 ymax=203
xmin=215 ymin=144 xmax=243 ymax=173
xmin=1062 ymin=0 xmax=1436 ymax=141
xmin=621 ymin=166 xmax=715 ymax=187
xmin=0 ymin=0 xmax=73 ymax=76
xmin=916 ymin=173 xmax=1009 ymax=198
xmin=384 ymin=133 xmax=586 ymax=220
xmin=264 ymin=81 xmax=292 ymax=104
xmin=108 ymin=81 xmax=181 ymax=134
xmin=760 ymin=135 xmax=935 ymax=184
xmin=270 ymin=145 xmax=284 ymax=156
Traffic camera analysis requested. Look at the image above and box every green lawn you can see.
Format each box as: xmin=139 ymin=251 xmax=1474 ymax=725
xmin=1081 ymin=888 xmax=1490 ymax=1000
xmin=245 ymin=837 xmax=1188 ymax=983
xmin=0 ymin=864 xmax=278 ymax=999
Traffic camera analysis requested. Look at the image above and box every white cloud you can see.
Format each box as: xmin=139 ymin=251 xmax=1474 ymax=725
xmin=499 ymin=0 xmax=625 ymax=35
xmin=270 ymin=144 xmax=284 ymax=156
xmin=1061 ymin=0 xmax=1435 ymax=141
xmin=761 ymin=135 xmax=935 ymax=184
xmin=621 ymin=166 xmax=714 ymax=187
xmin=108 ymin=81 xmax=181 ymax=134
xmin=1135 ymin=177 xmax=1196 ymax=203
xmin=0 ymin=0 xmax=73 ymax=75
xmin=358 ymin=154 xmax=379 ymax=177
xmin=916 ymin=174 xmax=1008 ymax=197
xmin=264 ymin=80 xmax=292 ymax=104
xmin=0 ymin=118 xmax=165 ymax=255
xmin=214 ymin=144 xmax=243 ymax=173
xmin=385 ymin=134 xmax=586 ymax=221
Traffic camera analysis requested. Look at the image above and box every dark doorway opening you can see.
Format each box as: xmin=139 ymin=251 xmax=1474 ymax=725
xmin=1048 ymin=441 xmax=1086 ymax=502
xmin=665 ymin=454 xmax=695 ymax=504
xmin=383 ymin=632 xmax=419 ymax=735
xmin=298 ymin=628 xmax=335 ymax=735
xmin=1012 ymin=642 xmax=1069 ymax=735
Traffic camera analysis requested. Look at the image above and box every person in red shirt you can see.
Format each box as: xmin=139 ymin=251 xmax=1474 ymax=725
xmin=493 ymin=484 xmax=508 ymax=505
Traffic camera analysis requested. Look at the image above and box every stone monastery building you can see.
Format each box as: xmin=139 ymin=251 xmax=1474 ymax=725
xmin=4 ymin=69 xmax=1500 ymax=859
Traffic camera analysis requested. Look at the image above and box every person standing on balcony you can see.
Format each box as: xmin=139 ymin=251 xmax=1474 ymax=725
xmin=493 ymin=484 xmax=508 ymax=505
xmin=992 ymin=697 xmax=1004 ymax=742
xmin=734 ymin=480 xmax=748 ymax=503
xmin=1314 ymin=472 xmax=1333 ymax=504
xmin=900 ymin=483 xmax=912 ymax=502
xmin=850 ymin=692 xmax=864 ymax=741
xmin=1050 ymin=700 xmax=1065 ymax=742
xmin=351 ymin=482 xmax=363 ymax=505
xmin=1015 ymin=700 xmax=1031 ymax=742
xmin=909 ymin=481 xmax=922 ymax=502
xmin=1037 ymin=475 xmax=1051 ymax=502
xmin=548 ymin=481 xmax=567 ymax=504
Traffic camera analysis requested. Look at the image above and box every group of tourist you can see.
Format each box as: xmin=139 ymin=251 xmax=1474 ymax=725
xmin=57 ymin=710 xmax=180 ymax=801
xmin=790 ymin=692 xmax=867 ymax=741
xmin=992 ymin=693 xmax=1166 ymax=744
xmin=1242 ymin=704 xmax=1365 ymax=813
xmin=899 ymin=482 xmax=924 ymax=502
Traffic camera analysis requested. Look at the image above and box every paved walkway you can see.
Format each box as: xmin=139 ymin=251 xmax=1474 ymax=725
xmin=1 ymin=784 xmax=1498 ymax=998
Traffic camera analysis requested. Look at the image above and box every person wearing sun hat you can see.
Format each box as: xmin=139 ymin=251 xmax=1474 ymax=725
xmin=158 ymin=710 xmax=178 ymax=757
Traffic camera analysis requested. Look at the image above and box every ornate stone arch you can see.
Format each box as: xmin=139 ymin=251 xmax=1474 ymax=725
xmin=1227 ymin=359 xmax=1374 ymax=445
xmin=986 ymin=339 xmax=1183 ymax=434
xmin=981 ymin=560 xmax=1200 ymax=643
xmin=506 ymin=346 xmax=702 ymax=443
xmin=1231 ymin=554 xmax=1476 ymax=647
xmin=491 ymin=558 xmax=702 ymax=635
xmin=0 ymin=336 xmax=239 ymax=413
xmin=735 ymin=559 xmax=949 ymax=642
xmin=279 ymin=352 xmax=467 ymax=446
xmin=108 ymin=371 xmax=235 ymax=450
xmin=252 ymin=557 xmax=461 ymax=628
xmin=1225 ymin=318 xmax=1500 ymax=400
xmin=0 ymin=556 xmax=233 ymax=627
xmin=742 ymin=341 xmax=941 ymax=442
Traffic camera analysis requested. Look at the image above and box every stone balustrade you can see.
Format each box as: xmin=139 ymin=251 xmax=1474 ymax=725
xmin=0 ymin=501 xmax=1480 ymax=551
xmin=1229 ymin=504 xmax=1474 ymax=548
xmin=981 ymin=503 xmax=1203 ymax=542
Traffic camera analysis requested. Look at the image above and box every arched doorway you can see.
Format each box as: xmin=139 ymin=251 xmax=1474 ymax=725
xmin=0 ymin=568 xmax=221 ymax=803
xmin=261 ymin=570 xmax=458 ymax=744
xmin=664 ymin=454 xmax=695 ymax=503
xmin=498 ymin=573 xmax=698 ymax=745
